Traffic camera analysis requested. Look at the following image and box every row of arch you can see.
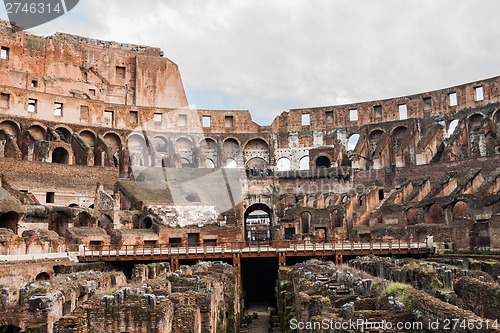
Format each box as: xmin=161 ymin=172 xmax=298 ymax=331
xmin=276 ymin=156 xmax=310 ymax=171
xmin=345 ymin=111 xmax=500 ymax=169
xmin=346 ymin=125 xmax=409 ymax=156
xmin=0 ymin=120 xmax=122 ymax=166
xmin=406 ymin=201 xmax=469 ymax=226
xmin=0 ymin=119 xmax=283 ymax=169
xmin=128 ymin=135 xmax=272 ymax=169
xmin=464 ymin=112 xmax=500 ymax=156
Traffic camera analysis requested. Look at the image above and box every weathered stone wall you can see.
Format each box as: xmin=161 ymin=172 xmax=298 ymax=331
xmin=52 ymin=261 xmax=241 ymax=333
xmin=0 ymin=20 xmax=188 ymax=111
xmin=0 ymin=157 xmax=117 ymax=206
xmin=278 ymin=259 xmax=499 ymax=333
xmin=0 ymin=268 xmax=127 ymax=332
xmin=350 ymin=256 xmax=500 ymax=321
xmin=454 ymin=276 xmax=500 ymax=320
xmin=0 ymin=259 xmax=70 ymax=289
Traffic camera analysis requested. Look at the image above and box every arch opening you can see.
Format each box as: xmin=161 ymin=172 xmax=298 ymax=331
xmin=223 ymin=138 xmax=240 ymax=153
xmin=406 ymin=207 xmax=419 ymax=226
xmin=331 ymin=209 xmax=342 ymax=228
xmin=52 ymin=147 xmax=69 ymax=164
xmin=243 ymin=138 xmax=269 ymax=167
xmin=200 ymin=138 xmax=217 ymax=168
xmin=244 ymin=204 xmax=271 ymax=244
xmin=175 ymin=138 xmax=194 ymax=167
xmin=49 ymin=212 xmax=70 ymax=237
xmin=205 ymin=159 xmax=215 ymax=168
xmin=35 ymin=272 xmax=50 ymax=281
xmin=315 ymin=156 xmax=331 ymax=168
xmin=0 ymin=325 xmax=22 ymax=333
xmin=392 ymin=126 xmax=408 ymax=153
xmin=276 ymin=157 xmax=291 ymax=171
xmin=142 ymin=217 xmax=153 ymax=229
xmin=468 ymin=114 xmax=484 ymax=132
xmin=226 ymin=158 xmax=237 ymax=168
xmin=369 ymin=129 xmax=384 ymax=154
xmin=347 ymin=134 xmax=360 ymax=151
xmin=447 ymin=119 xmax=459 ymax=137
xmin=452 ymin=201 xmax=468 ymax=218
xmin=299 ymin=156 xmax=309 ymax=170
xmin=79 ymin=131 xmax=96 ymax=147
xmin=0 ymin=121 xmax=20 ymax=137
xmin=0 ymin=212 xmax=19 ymax=233
xmin=300 ymin=211 xmax=312 ymax=234
xmin=104 ymin=133 xmax=122 ymax=167
xmin=128 ymin=135 xmax=148 ymax=166
xmin=27 ymin=125 xmax=46 ymax=141
xmin=152 ymin=136 xmax=168 ymax=153
xmin=55 ymin=127 xmax=71 ymax=143
xmin=76 ymin=212 xmax=93 ymax=228
xmin=200 ymin=138 xmax=217 ymax=150
xmin=427 ymin=204 xmax=445 ymax=224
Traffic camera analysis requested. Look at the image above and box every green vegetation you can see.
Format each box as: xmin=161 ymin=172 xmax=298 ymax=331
xmin=106 ymin=287 xmax=118 ymax=295
xmin=400 ymin=261 xmax=444 ymax=293
xmin=380 ymin=282 xmax=413 ymax=310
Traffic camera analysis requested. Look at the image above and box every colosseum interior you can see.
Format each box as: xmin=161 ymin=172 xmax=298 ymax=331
xmin=0 ymin=19 xmax=499 ymax=333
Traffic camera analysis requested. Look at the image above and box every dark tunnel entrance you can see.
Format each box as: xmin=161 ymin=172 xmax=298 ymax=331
xmin=241 ymin=257 xmax=278 ymax=308
xmin=0 ymin=326 xmax=21 ymax=333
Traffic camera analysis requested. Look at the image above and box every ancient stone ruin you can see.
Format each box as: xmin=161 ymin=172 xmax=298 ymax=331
xmin=0 ymin=19 xmax=499 ymax=332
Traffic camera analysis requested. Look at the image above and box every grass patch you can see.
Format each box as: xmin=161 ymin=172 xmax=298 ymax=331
xmin=380 ymin=282 xmax=413 ymax=311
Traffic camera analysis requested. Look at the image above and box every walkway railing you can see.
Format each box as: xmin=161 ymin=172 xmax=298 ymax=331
xmin=79 ymin=238 xmax=433 ymax=261
xmin=0 ymin=251 xmax=79 ymax=262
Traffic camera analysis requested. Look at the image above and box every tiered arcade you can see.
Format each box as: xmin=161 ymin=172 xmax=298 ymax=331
xmin=0 ymin=20 xmax=499 ymax=258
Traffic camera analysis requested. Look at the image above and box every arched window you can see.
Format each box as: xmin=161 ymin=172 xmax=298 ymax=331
xmin=427 ymin=204 xmax=445 ymax=224
xmin=369 ymin=130 xmax=384 ymax=154
xmin=299 ymin=156 xmax=309 ymax=170
xmin=392 ymin=126 xmax=408 ymax=153
xmin=347 ymin=134 xmax=360 ymax=151
xmin=300 ymin=212 xmax=311 ymax=234
xmin=226 ymin=158 xmax=237 ymax=168
xmin=447 ymin=119 xmax=459 ymax=137
xmin=276 ymin=157 xmax=291 ymax=171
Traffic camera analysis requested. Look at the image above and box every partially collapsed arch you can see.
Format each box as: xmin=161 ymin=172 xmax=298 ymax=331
xmin=51 ymin=147 xmax=70 ymax=164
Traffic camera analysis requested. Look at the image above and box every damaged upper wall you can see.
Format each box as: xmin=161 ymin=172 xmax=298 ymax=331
xmin=272 ymin=75 xmax=500 ymax=131
xmin=0 ymin=19 xmax=188 ymax=110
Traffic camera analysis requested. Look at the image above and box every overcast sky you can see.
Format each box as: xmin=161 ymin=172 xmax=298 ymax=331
xmin=2 ymin=0 xmax=500 ymax=125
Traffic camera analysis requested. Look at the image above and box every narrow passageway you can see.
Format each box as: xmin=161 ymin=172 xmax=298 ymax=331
xmin=246 ymin=304 xmax=271 ymax=333
xmin=240 ymin=257 xmax=278 ymax=332
xmin=241 ymin=257 xmax=278 ymax=306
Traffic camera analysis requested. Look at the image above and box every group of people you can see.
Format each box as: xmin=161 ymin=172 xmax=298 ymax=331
xmin=245 ymin=165 xmax=273 ymax=177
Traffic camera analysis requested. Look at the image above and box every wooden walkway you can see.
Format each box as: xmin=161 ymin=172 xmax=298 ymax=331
xmin=78 ymin=238 xmax=433 ymax=270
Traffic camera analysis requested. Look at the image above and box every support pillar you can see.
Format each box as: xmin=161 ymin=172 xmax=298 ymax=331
xmin=171 ymin=258 xmax=180 ymax=272
xmin=335 ymin=254 xmax=343 ymax=266
xmin=233 ymin=253 xmax=241 ymax=276
xmin=233 ymin=253 xmax=242 ymax=288
xmin=278 ymin=252 xmax=286 ymax=267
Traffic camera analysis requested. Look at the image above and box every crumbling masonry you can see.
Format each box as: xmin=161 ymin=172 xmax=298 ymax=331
xmin=0 ymin=19 xmax=499 ymax=332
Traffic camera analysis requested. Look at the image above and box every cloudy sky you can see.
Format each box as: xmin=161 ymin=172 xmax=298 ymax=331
xmin=1 ymin=0 xmax=500 ymax=125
